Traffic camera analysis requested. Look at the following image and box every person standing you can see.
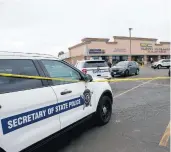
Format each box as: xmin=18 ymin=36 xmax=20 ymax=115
xmin=150 ymin=57 xmax=153 ymax=64
xmin=142 ymin=57 xmax=144 ymax=66
xmin=107 ymin=61 xmax=112 ymax=68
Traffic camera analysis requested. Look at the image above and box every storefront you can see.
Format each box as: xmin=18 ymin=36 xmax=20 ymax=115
xmin=88 ymin=49 xmax=108 ymax=61
xmin=67 ymin=36 xmax=170 ymax=65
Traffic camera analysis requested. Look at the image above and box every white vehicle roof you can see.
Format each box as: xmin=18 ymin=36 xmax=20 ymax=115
xmin=0 ymin=51 xmax=58 ymax=60
xmin=157 ymin=59 xmax=169 ymax=62
xmin=77 ymin=60 xmax=105 ymax=63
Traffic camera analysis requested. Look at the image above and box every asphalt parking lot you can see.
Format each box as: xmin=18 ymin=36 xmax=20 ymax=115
xmin=35 ymin=66 xmax=170 ymax=152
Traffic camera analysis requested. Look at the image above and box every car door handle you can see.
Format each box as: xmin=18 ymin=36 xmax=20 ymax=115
xmin=60 ymin=90 xmax=72 ymax=95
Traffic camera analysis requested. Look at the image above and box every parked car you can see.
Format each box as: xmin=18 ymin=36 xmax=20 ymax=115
xmin=75 ymin=60 xmax=111 ymax=78
xmin=151 ymin=59 xmax=171 ymax=69
xmin=110 ymin=61 xmax=139 ymax=77
xmin=0 ymin=52 xmax=113 ymax=152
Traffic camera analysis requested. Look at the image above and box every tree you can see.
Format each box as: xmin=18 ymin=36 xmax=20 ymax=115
xmin=58 ymin=51 xmax=64 ymax=57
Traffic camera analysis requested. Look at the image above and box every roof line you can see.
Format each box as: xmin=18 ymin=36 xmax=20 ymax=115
xmin=68 ymin=36 xmax=170 ymax=50
xmin=113 ymin=36 xmax=158 ymax=41
xmin=68 ymin=41 xmax=91 ymax=50
xmin=81 ymin=38 xmax=110 ymax=42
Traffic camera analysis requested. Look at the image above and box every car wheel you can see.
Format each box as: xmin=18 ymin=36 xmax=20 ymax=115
xmin=95 ymin=96 xmax=112 ymax=126
xmin=111 ymin=73 xmax=114 ymax=78
xmin=135 ymin=69 xmax=139 ymax=75
xmin=157 ymin=65 xmax=161 ymax=69
xmin=167 ymin=66 xmax=170 ymax=69
xmin=124 ymin=70 xmax=129 ymax=77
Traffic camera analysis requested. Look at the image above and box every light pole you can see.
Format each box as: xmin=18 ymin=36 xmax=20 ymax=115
xmin=129 ymin=28 xmax=133 ymax=61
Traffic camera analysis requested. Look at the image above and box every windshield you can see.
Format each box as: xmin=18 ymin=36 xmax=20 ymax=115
xmin=83 ymin=61 xmax=108 ymax=68
xmin=115 ymin=61 xmax=128 ymax=66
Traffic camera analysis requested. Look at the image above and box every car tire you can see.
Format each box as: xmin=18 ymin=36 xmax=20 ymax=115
xmin=135 ymin=69 xmax=139 ymax=75
xmin=167 ymin=66 xmax=170 ymax=69
xmin=157 ymin=65 xmax=161 ymax=69
xmin=95 ymin=96 xmax=112 ymax=126
xmin=124 ymin=70 xmax=129 ymax=77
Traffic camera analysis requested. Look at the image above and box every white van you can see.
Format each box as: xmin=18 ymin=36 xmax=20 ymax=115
xmin=0 ymin=52 xmax=113 ymax=152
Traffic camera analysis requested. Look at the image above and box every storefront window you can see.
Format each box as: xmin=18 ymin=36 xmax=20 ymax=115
xmin=122 ymin=56 xmax=128 ymax=61
xmin=161 ymin=55 xmax=170 ymax=59
xmin=112 ymin=56 xmax=128 ymax=64
xmin=132 ymin=56 xmax=144 ymax=61
xmin=101 ymin=56 xmax=109 ymax=61
xmin=91 ymin=56 xmax=100 ymax=60
xmin=90 ymin=56 xmax=109 ymax=61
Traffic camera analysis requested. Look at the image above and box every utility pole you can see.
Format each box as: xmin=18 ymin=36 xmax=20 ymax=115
xmin=129 ymin=28 xmax=133 ymax=61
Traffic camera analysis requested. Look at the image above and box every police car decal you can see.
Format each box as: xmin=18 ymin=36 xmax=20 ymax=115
xmin=82 ymin=89 xmax=92 ymax=109
xmin=1 ymin=95 xmax=90 ymax=135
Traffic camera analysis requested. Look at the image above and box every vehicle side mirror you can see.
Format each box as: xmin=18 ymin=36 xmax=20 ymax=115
xmin=84 ymin=74 xmax=93 ymax=82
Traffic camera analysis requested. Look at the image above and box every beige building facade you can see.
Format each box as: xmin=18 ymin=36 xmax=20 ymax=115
xmin=65 ymin=36 xmax=170 ymax=65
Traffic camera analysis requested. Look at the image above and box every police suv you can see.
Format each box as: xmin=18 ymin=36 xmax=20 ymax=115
xmin=75 ymin=60 xmax=111 ymax=78
xmin=0 ymin=52 xmax=113 ymax=152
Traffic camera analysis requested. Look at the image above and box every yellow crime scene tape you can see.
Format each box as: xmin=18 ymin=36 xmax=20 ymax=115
xmin=0 ymin=73 xmax=170 ymax=82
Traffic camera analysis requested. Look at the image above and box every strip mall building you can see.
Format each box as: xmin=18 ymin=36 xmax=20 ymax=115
xmin=64 ymin=36 xmax=170 ymax=65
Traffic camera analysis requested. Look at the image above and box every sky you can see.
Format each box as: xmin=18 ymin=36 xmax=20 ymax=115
xmin=0 ymin=0 xmax=170 ymax=56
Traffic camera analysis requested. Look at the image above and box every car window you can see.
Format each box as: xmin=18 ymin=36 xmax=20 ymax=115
xmin=41 ymin=60 xmax=81 ymax=85
xmin=132 ymin=61 xmax=137 ymax=66
xmin=161 ymin=60 xmax=168 ymax=62
xmin=116 ymin=61 xmax=128 ymax=66
xmin=83 ymin=61 xmax=108 ymax=68
xmin=164 ymin=59 xmax=170 ymax=62
xmin=0 ymin=59 xmax=43 ymax=94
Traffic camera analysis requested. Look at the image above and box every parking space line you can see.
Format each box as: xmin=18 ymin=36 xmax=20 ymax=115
xmin=113 ymin=79 xmax=154 ymax=99
xmin=159 ymin=122 xmax=170 ymax=147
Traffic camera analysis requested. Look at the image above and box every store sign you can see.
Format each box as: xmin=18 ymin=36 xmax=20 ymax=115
xmin=147 ymin=48 xmax=169 ymax=53
xmin=140 ymin=43 xmax=152 ymax=47
xmin=113 ymin=48 xmax=126 ymax=52
xmin=140 ymin=43 xmax=170 ymax=53
xmin=140 ymin=43 xmax=153 ymax=51
xmin=88 ymin=49 xmax=105 ymax=54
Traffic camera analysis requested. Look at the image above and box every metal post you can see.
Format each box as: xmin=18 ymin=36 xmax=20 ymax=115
xmin=129 ymin=28 xmax=133 ymax=61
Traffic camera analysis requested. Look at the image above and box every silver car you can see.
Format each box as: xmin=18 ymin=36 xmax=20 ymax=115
xmin=111 ymin=61 xmax=140 ymax=77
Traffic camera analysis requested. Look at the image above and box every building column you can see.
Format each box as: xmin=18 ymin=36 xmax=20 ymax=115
xmin=128 ymin=55 xmax=132 ymax=61
xmin=158 ymin=55 xmax=161 ymax=60
xmin=144 ymin=55 xmax=148 ymax=65
xmin=109 ymin=56 xmax=112 ymax=63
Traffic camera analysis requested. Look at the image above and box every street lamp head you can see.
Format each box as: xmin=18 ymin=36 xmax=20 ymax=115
xmin=129 ymin=28 xmax=133 ymax=31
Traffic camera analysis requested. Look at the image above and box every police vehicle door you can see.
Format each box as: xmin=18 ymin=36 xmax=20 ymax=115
xmin=41 ymin=60 xmax=93 ymax=129
xmin=0 ymin=59 xmax=60 ymax=152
